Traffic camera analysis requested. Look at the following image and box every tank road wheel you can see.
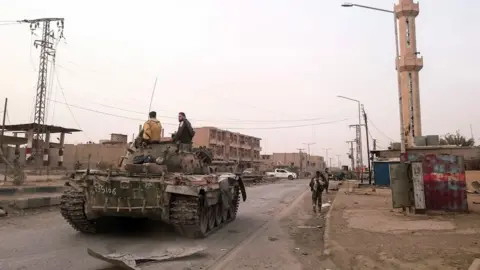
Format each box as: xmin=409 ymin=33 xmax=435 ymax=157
xmin=207 ymin=205 xmax=216 ymax=230
xmin=214 ymin=204 xmax=223 ymax=226
xmin=227 ymin=186 xmax=241 ymax=220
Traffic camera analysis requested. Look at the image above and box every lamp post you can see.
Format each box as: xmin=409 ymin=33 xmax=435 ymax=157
xmin=322 ymin=148 xmax=332 ymax=169
xmin=303 ymin=142 xmax=316 ymax=173
xmin=337 ymin=95 xmax=363 ymax=179
xmin=341 ymin=2 xmax=406 ymax=155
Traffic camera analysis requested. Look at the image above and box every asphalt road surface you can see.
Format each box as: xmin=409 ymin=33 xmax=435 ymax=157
xmin=0 ymin=179 xmax=313 ymax=270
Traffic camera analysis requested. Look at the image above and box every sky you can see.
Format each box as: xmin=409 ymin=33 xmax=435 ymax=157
xmin=0 ymin=0 xmax=479 ymax=167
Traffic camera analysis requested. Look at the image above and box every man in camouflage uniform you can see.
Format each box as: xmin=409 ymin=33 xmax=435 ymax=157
xmin=309 ymin=170 xmax=327 ymax=213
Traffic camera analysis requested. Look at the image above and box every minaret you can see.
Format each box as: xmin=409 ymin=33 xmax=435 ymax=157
xmin=395 ymin=0 xmax=423 ymax=146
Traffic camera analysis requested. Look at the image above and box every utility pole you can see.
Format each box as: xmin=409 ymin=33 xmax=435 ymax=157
xmin=349 ymin=124 xmax=364 ymax=181
xmin=19 ymin=18 xmax=65 ymax=166
xmin=373 ymin=139 xmax=377 ymax=151
xmin=1 ymin=98 xmax=7 ymax=182
xmin=362 ymin=105 xmax=372 ymax=185
xmin=297 ymin=148 xmax=305 ymax=176
xmin=336 ymin=154 xmax=341 ymax=168
xmin=322 ymin=148 xmax=331 ymax=170
xmin=303 ymin=142 xmax=315 ymax=173
xmin=346 ymin=140 xmax=355 ymax=172
xmin=329 ymin=157 xmax=332 ymax=169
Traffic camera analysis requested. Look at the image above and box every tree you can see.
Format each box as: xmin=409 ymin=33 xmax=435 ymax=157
xmin=439 ymin=130 xmax=475 ymax=147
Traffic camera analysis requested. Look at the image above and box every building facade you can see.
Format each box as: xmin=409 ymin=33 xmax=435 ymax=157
xmin=260 ymin=152 xmax=326 ymax=174
xmin=192 ymin=127 xmax=262 ymax=167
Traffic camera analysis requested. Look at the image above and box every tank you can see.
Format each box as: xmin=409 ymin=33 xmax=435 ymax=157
xmin=60 ymin=140 xmax=247 ymax=238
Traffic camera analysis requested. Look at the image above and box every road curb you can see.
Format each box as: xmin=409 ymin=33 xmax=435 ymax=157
xmin=0 ymin=193 xmax=62 ymax=210
xmin=0 ymin=185 xmax=65 ymax=196
xmin=323 ymin=186 xmax=341 ymax=256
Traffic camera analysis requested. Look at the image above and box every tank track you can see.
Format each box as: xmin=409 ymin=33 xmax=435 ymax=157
xmin=60 ymin=188 xmax=106 ymax=234
xmin=170 ymin=185 xmax=240 ymax=238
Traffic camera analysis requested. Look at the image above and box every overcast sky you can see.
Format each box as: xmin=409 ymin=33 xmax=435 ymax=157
xmin=1 ymin=0 xmax=478 ymax=166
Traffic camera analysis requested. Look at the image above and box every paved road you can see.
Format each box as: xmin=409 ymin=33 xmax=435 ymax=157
xmin=0 ymin=179 xmax=311 ymax=270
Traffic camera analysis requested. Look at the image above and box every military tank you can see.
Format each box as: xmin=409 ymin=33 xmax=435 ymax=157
xmin=60 ymin=140 xmax=247 ymax=238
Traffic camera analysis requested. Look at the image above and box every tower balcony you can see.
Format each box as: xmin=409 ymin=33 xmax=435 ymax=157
xmin=397 ymin=55 xmax=423 ymax=72
xmin=395 ymin=1 xmax=420 ymax=17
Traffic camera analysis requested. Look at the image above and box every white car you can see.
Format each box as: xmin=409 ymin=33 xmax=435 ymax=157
xmin=266 ymin=169 xmax=297 ymax=180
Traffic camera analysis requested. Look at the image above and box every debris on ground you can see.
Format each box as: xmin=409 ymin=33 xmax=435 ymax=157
xmin=87 ymin=245 xmax=206 ymax=270
xmin=268 ymin=236 xmax=278 ymax=241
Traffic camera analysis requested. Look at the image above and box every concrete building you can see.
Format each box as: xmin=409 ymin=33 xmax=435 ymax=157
xmin=192 ymin=126 xmax=262 ymax=168
xmin=395 ymin=0 xmax=423 ymax=145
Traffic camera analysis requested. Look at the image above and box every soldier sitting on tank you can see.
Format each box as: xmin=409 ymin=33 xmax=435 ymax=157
xmin=142 ymin=111 xmax=162 ymax=145
xmin=173 ymin=112 xmax=195 ymax=152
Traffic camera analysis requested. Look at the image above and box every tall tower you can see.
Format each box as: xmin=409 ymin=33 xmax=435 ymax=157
xmin=395 ymin=0 xmax=423 ymax=146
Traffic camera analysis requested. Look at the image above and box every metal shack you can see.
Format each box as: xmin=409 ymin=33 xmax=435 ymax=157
xmin=373 ymin=159 xmax=400 ymax=186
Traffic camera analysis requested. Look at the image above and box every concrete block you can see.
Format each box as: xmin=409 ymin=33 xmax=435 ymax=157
xmin=6 ymin=194 xmax=62 ymax=210
xmin=13 ymin=198 xmax=29 ymax=209
xmin=0 ymin=185 xmax=65 ymax=196
xmin=27 ymin=197 xmax=52 ymax=209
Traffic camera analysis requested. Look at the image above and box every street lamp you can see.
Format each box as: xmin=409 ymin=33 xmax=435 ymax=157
xmin=341 ymin=2 xmax=406 ymax=154
xmin=337 ymin=95 xmax=363 ymax=177
xmin=303 ymin=142 xmax=316 ymax=171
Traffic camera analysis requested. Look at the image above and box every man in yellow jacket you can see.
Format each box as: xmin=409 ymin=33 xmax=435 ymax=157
xmin=142 ymin=111 xmax=162 ymax=143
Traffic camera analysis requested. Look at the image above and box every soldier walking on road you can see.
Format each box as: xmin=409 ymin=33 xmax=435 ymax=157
xmin=324 ymin=168 xmax=330 ymax=194
xmin=309 ymin=170 xmax=326 ymax=213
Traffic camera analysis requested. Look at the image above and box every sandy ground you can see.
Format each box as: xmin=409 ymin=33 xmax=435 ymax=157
xmin=328 ymin=186 xmax=480 ymax=270
xmin=208 ymin=181 xmax=340 ymax=270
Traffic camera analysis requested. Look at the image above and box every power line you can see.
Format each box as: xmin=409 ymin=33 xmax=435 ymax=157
xmin=369 ymin=119 xmax=395 ymax=142
xmin=54 ymin=72 xmax=93 ymax=141
xmin=0 ymin=22 xmax=21 ymax=26
xmin=48 ymin=98 xmax=351 ymax=130
xmin=49 ymin=91 xmax=352 ymax=125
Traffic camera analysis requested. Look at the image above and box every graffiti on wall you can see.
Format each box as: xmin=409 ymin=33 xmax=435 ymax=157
xmin=412 ymin=154 xmax=467 ymax=212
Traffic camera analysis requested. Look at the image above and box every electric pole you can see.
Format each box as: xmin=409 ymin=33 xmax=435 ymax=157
xmin=349 ymin=124 xmax=364 ymax=181
xmin=19 ymin=18 xmax=65 ymax=165
xmin=336 ymin=154 xmax=341 ymax=168
xmin=346 ymin=140 xmax=355 ymax=172
xmin=297 ymin=148 xmax=305 ymax=176
xmin=322 ymin=148 xmax=331 ymax=170
xmin=373 ymin=139 xmax=377 ymax=151
xmin=329 ymin=157 xmax=332 ymax=169
xmin=362 ymin=105 xmax=372 ymax=185
xmin=303 ymin=142 xmax=315 ymax=172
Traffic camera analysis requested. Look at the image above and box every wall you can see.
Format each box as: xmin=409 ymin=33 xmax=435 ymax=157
xmin=375 ymin=147 xmax=480 ymax=160
xmin=407 ymin=153 xmax=468 ymax=212
xmin=1 ymin=143 xmax=126 ymax=169
xmin=271 ymin=152 xmax=325 ymax=173
xmin=466 ymin=170 xmax=480 ymax=191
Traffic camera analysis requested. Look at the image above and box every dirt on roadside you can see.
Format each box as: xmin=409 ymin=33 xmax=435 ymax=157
xmin=280 ymin=191 xmax=337 ymax=270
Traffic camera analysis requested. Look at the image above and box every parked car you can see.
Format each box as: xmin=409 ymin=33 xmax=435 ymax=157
xmin=266 ymin=169 xmax=297 ymax=180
